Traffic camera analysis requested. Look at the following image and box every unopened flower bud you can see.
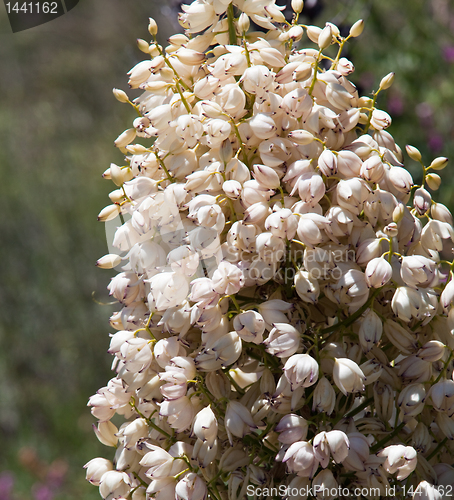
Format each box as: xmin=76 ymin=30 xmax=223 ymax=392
xmin=288 ymin=129 xmax=314 ymax=145
xmin=431 ymin=202 xmax=453 ymax=225
xmin=378 ymin=72 xmax=395 ymax=90
xmin=96 ymin=254 xmax=122 ymax=269
xmin=291 ymin=0 xmax=304 ymax=13
xmin=97 ymin=204 xmax=120 ymax=222
xmin=112 ymin=88 xmax=129 ymax=103
xmin=293 ymin=62 xmax=312 ymax=81
xmin=114 ymin=128 xmax=136 ymax=149
xmin=223 ymin=180 xmax=242 ymax=200
xmin=264 ymin=323 xmax=300 ymax=358
xmin=441 ymin=279 xmax=454 ymax=311
xmin=237 ymin=13 xmax=250 ymax=33
xmin=374 ymin=382 xmax=394 ymax=423
xmin=406 ymin=144 xmax=422 ymax=161
xmin=288 ymin=25 xmax=304 ymax=41
xmin=429 ymin=156 xmax=448 ymax=171
xmin=383 ymin=222 xmax=398 ymax=238
xmin=137 ymin=38 xmax=150 ymax=53
xmin=148 ymin=17 xmax=158 ymax=36
xmin=392 ymin=203 xmax=405 ymax=223
xmin=318 ymin=25 xmax=333 ymax=50
xmin=436 ymin=412 xmax=454 ymax=440
xmin=305 ymin=25 xmax=321 ymax=44
xmin=349 ymin=19 xmax=364 ymax=38
xmin=426 ymin=173 xmax=442 ymax=191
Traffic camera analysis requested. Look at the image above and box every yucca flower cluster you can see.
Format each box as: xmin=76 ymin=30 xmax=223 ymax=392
xmin=85 ymin=1 xmax=454 ymax=499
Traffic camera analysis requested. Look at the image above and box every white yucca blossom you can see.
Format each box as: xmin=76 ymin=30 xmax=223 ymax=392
xmin=86 ymin=1 xmax=454 ymax=498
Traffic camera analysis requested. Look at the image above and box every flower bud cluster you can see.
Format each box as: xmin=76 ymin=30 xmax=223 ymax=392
xmin=87 ymin=1 xmax=454 ymax=499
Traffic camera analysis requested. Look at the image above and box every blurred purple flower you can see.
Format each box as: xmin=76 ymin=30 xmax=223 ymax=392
xmin=0 ymin=472 xmax=14 ymax=500
xmin=443 ymin=46 xmax=454 ymax=63
xmin=32 ymin=484 xmax=54 ymax=500
xmin=387 ymin=95 xmax=404 ymax=116
xmin=428 ymin=133 xmax=444 ymax=152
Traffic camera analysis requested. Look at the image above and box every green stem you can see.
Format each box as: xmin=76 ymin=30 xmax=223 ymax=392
xmin=308 ymin=50 xmax=322 ymax=96
xmin=320 ymin=288 xmax=381 ymax=337
xmin=153 ymin=150 xmax=175 ymax=183
xmin=370 ymin=422 xmax=406 ymax=453
xmin=152 ymin=36 xmax=191 ymax=92
xmin=426 ymin=437 xmax=448 ymax=461
xmin=331 ymin=39 xmax=346 ymax=70
xmin=364 ymin=90 xmax=380 ymax=134
xmin=227 ymin=4 xmax=237 ymax=45
xmin=434 ymin=350 xmax=454 ymax=383
xmin=342 ymin=396 xmax=374 ymax=421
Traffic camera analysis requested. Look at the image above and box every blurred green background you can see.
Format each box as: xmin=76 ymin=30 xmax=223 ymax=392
xmin=0 ymin=0 xmax=453 ymax=498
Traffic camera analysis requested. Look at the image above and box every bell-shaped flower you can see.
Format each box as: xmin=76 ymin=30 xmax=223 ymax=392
xmin=275 ymin=414 xmax=309 ymax=444
xmin=160 ymin=396 xmax=195 ymax=432
xmin=417 ymin=340 xmax=445 ymax=363
xmin=312 ymin=377 xmax=336 ymax=415
xmin=108 ymin=272 xmax=141 ymax=306
xmin=400 ymin=255 xmax=438 ymax=288
xmin=365 ymin=257 xmax=392 ymax=288
xmin=233 ymin=310 xmax=265 ymax=344
xmin=193 ymin=406 xmax=218 ymax=446
xmin=179 ymin=1 xmax=217 ymax=34
xmin=295 ymin=269 xmax=320 ymax=303
xmin=342 ymin=432 xmax=370 ymax=472
xmin=211 ymin=262 xmax=244 ymax=295
xmin=313 ymin=430 xmax=350 ymax=468
xmin=84 ymin=458 xmax=113 ymax=486
xmin=360 ymin=155 xmax=385 ymax=183
xmin=224 ymin=401 xmax=257 ymax=445
xmin=398 ymin=355 xmax=432 ymax=383
xmin=265 ymin=209 xmax=298 ymax=240
xmin=175 ymin=473 xmax=207 ymax=500
xmin=397 ymin=383 xmax=426 ymax=417
xmin=429 ymin=379 xmax=454 ymax=416
xmin=377 ymin=445 xmax=417 ymax=480
xmin=99 ymin=470 xmax=131 ymax=499
xmin=333 ymin=358 xmax=365 ymax=396
xmin=148 ymin=272 xmax=189 ymax=311
xmin=283 ymin=354 xmax=319 ymax=390
xmin=358 ymin=309 xmax=382 ymax=352
xmin=264 ymin=323 xmax=300 ymax=358
xmin=282 ymin=441 xmax=319 ymax=478
xmin=413 ymin=481 xmax=443 ymax=500
xmin=311 ymin=469 xmax=338 ymax=500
